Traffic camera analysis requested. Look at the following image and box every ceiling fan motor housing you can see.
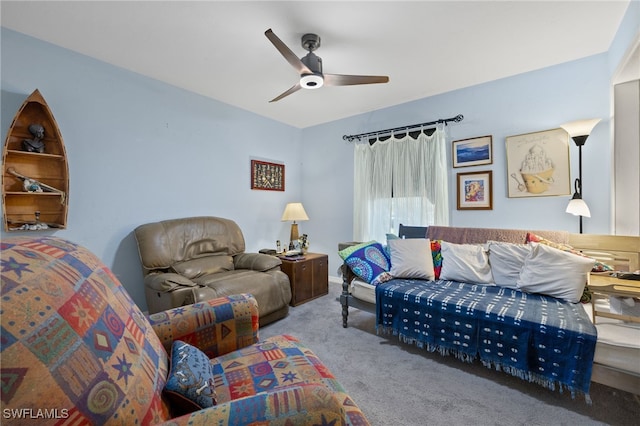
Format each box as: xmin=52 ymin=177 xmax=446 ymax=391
xmin=300 ymin=52 xmax=324 ymax=88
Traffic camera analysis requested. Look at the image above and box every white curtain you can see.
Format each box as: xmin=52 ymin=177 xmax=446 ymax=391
xmin=353 ymin=124 xmax=449 ymax=242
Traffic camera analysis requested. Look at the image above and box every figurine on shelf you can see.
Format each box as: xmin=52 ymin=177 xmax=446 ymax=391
xmin=23 ymin=178 xmax=43 ymax=193
xmin=22 ymin=123 xmax=45 ymax=153
xmin=10 ymin=211 xmax=49 ymax=231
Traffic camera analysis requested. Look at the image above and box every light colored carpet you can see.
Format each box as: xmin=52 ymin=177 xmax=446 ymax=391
xmin=260 ymin=279 xmax=640 ymax=426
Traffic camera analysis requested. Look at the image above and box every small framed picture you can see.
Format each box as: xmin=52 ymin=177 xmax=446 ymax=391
xmin=251 ymin=160 xmax=285 ymax=191
xmin=452 ymin=135 xmax=493 ymax=168
xmin=457 ymin=170 xmax=492 ymax=210
xmin=506 ymin=128 xmax=570 ymax=198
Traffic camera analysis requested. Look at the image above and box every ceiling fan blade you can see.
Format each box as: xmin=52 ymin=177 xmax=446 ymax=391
xmin=323 ymin=74 xmax=389 ymax=86
xmin=265 ymin=29 xmax=312 ymax=75
xmin=269 ymin=83 xmax=302 ymax=103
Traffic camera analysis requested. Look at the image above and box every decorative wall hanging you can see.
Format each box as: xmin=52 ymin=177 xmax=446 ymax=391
xmin=452 ymin=135 xmax=493 ymax=168
xmin=457 ymin=170 xmax=493 ymax=210
xmin=2 ymin=89 xmax=69 ymax=231
xmin=251 ymin=160 xmax=285 ymax=191
xmin=506 ymin=128 xmax=570 ymax=198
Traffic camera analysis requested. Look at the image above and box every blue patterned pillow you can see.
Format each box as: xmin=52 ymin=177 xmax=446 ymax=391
xmin=339 ymin=241 xmax=392 ymax=285
xmin=164 ymin=340 xmax=217 ymax=414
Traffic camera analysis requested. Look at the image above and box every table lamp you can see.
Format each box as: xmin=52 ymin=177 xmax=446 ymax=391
xmin=281 ymin=202 xmax=309 ymax=247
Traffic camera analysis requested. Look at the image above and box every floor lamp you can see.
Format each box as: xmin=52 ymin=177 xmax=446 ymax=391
xmin=561 ymin=118 xmax=600 ymax=233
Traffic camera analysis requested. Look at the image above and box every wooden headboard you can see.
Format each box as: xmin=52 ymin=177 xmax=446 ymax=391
xmin=568 ymin=233 xmax=640 ymax=272
xmin=399 ymin=225 xmax=640 ymax=272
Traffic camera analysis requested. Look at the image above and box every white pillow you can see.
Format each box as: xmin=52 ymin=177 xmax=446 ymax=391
xmin=388 ymin=238 xmax=435 ymax=280
xmin=516 ymin=242 xmax=595 ymax=303
xmin=440 ymin=241 xmax=494 ymax=285
xmin=488 ymin=241 xmax=531 ymax=289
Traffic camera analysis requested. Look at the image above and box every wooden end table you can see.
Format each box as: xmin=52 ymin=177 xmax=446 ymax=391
xmin=279 ymin=253 xmax=328 ymax=306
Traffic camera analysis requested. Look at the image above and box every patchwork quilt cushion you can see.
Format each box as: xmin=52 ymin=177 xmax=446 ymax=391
xmin=339 ymin=241 xmax=392 ymax=285
xmin=517 ymin=242 xmax=596 ymax=303
xmin=388 ymin=238 xmax=435 ymax=280
xmin=211 ymin=334 xmax=369 ymax=426
xmin=439 ymin=241 xmax=493 ymax=284
xmin=0 ymin=237 xmax=171 ymax=424
xmin=164 ymin=340 xmax=217 ymax=414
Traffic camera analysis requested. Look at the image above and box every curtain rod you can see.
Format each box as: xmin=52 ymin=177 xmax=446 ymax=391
xmin=342 ymin=114 xmax=464 ymax=142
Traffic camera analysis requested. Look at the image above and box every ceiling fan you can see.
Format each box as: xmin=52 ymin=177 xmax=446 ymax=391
xmin=265 ymin=28 xmax=389 ymax=102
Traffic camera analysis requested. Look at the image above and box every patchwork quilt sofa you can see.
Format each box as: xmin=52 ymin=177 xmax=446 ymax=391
xmin=1 ymin=236 xmax=369 ymax=425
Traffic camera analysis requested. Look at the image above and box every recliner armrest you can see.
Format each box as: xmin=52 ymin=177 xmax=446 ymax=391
xmin=148 ymin=293 xmax=259 ymax=358
xmin=233 ymin=252 xmax=282 ymax=272
xmin=144 ymin=272 xmax=197 ymax=292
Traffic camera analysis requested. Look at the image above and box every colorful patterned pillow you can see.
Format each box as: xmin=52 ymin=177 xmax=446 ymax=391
xmin=526 ymin=232 xmax=614 ymax=273
xmin=164 ymin=340 xmax=217 ymax=414
xmin=339 ymin=241 xmax=392 ymax=285
xmin=525 ymin=232 xmax=573 ymax=250
xmin=590 ymin=261 xmax=614 ymax=273
xmin=431 ymin=239 xmax=442 ymax=279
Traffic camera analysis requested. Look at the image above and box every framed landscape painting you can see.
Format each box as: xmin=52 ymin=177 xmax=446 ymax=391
xmin=457 ymin=170 xmax=492 ymax=210
xmin=452 ymin=135 xmax=493 ymax=168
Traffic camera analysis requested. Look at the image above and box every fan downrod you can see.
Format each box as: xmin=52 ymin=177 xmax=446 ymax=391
xmin=301 ymin=33 xmax=321 ymax=52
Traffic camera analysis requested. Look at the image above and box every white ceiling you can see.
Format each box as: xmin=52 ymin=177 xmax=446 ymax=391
xmin=1 ymin=1 xmax=631 ymax=128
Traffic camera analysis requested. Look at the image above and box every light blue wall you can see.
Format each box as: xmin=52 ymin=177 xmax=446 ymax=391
xmin=301 ymin=2 xmax=639 ymax=275
xmin=2 ymin=2 xmax=637 ymax=310
xmin=1 ymin=29 xmax=304 ymax=311
xmin=607 ymin=0 xmax=640 ymax=77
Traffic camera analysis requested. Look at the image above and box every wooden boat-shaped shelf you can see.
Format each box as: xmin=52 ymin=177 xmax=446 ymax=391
xmin=2 ymin=89 xmax=69 ymax=231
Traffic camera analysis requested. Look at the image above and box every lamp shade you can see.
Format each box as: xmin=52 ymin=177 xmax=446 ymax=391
xmin=281 ymin=202 xmax=309 ymax=222
xmin=560 ymin=118 xmax=601 ymax=138
xmin=566 ymin=197 xmax=591 ymax=218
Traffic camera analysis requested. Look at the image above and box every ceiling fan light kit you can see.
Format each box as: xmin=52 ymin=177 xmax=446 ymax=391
xmin=300 ymin=74 xmax=324 ymax=89
xmin=265 ymin=28 xmax=389 ymax=102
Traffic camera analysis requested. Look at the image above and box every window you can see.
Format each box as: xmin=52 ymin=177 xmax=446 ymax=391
xmin=353 ymin=125 xmax=449 ymax=242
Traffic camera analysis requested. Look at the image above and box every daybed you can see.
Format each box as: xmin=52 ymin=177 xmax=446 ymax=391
xmin=339 ymin=225 xmax=640 ymax=397
xmin=1 ymin=236 xmax=369 ymax=425
xmin=134 ymin=216 xmax=291 ymax=326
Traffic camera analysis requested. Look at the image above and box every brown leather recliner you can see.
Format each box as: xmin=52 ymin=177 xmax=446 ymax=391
xmin=134 ymin=216 xmax=291 ymax=325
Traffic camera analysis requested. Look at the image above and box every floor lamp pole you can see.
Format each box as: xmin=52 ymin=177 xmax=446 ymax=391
xmin=578 ymin=143 xmax=583 ymax=234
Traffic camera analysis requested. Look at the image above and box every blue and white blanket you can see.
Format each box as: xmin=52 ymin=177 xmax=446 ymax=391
xmin=376 ymin=279 xmax=597 ymax=397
